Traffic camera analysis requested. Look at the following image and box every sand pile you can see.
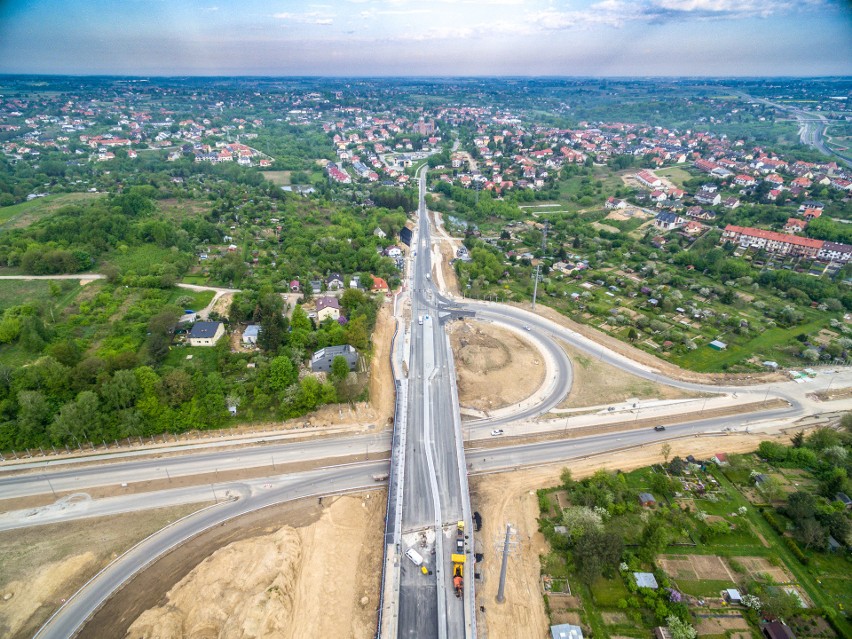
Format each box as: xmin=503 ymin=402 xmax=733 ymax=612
xmin=0 ymin=552 xmax=97 ymax=637
xmin=127 ymin=527 xmax=302 ymax=639
xmin=126 ymin=493 xmax=383 ymax=639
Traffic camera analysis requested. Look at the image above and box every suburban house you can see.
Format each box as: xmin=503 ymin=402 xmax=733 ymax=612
xmin=289 ymin=279 xmax=300 ymax=292
xmin=373 ymin=226 xmax=387 ymax=238
xmin=783 ymin=218 xmax=806 ymax=234
xmin=371 ymin=274 xmax=390 ymax=293
xmin=310 ymin=344 xmax=358 ymax=372
xmin=654 ymin=212 xmax=685 ymax=231
xmin=189 ymin=321 xmax=225 ymax=347
xmin=316 ymin=296 xmax=341 ymax=322
xmin=636 ymin=169 xmax=662 ymax=188
xmin=326 ymin=272 xmax=344 ymax=290
xmin=242 ymin=324 xmax=261 ymax=346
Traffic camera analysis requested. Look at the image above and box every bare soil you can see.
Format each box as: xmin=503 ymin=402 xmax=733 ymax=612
xmin=658 ymin=554 xmax=735 ymax=582
xmin=449 ymin=320 xmax=545 ymax=412
xmin=471 ymin=433 xmax=778 ymax=638
xmin=210 ymin=291 xmax=233 ymax=317
xmin=0 ymin=504 xmax=205 ymax=639
xmin=694 ymin=612 xmax=750 ymax=634
xmin=369 ymin=304 xmax=396 ymax=426
xmin=120 ymin=492 xmax=384 ymax=639
xmin=508 ymin=302 xmax=787 ymax=386
xmin=559 ymin=341 xmax=700 ymax=408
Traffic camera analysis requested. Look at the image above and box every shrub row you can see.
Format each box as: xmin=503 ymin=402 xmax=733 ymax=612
xmin=783 ymin=537 xmax=809 ymax=565
xmin=760 ymin=507 xmax=785 ymax=535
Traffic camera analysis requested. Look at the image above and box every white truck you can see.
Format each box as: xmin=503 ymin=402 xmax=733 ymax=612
xmin=405 ymin=548 xmax=424 ymax=566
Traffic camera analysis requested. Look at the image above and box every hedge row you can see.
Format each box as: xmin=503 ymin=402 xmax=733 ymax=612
xmin=783 ymin=537 xmax=809 ymax=565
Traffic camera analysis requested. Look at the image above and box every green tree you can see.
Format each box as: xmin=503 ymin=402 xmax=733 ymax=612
xmin=49 ymin=391 xmax=100 ymax=445
xmin=268 ymin=356 xmax=298 ymax=393
xmin=330 ymin=355 xmax=351 ymax=381
xmin=574 ymin=529 xmax=623 ymax=583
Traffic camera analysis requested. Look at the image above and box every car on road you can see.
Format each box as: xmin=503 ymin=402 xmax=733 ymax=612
xmin=654 ymin=425 xmax=666 ymax=431
xmin=522 ymin=325 xmax=531 ymax=331
xmin=490 ymin=429 xmax=504 ymax=436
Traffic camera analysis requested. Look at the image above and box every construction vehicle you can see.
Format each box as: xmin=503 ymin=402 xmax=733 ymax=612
xmin=455 ymin=520 xmax=465 ymax=553
xmin=451 ymin=554 xmax=465 ymax=597
xmin=452 ymin=520 xmax=466 ymax=597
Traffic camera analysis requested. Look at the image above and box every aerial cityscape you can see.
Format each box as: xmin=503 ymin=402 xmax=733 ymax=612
xmin=0 ymin=3 xmax=851 ymax=639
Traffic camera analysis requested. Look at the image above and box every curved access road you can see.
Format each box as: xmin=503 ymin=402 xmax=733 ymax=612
xmin=33 ymin=461 xmax=385 ymax=639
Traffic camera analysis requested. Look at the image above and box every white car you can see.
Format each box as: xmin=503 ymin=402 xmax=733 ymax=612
xmin=523 ymin=325 xmax=531 ymax=331
xmin=490 ymin=429 xmax=504 ymax=436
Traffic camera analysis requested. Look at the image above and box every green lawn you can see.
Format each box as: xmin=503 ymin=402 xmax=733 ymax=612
xmin=0 ymin=192 xmax=102 ymax=228
xmin=670 ymin=315 xmax=832 ymax=372
xmin=654 ymin=166 xmax=693 ymax=189
xmin=168 ymin=289 xmax=214 ymax=311
xmin=590 ymin=576 xmax=629 ymax=607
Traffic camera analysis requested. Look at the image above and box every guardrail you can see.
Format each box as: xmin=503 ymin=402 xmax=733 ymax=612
xmin=375 ymin=290 xmax=408 ymax=639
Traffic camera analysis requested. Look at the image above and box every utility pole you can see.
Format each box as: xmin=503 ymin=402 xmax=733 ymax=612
xmin=496 ymin=523 xmax=518 ymax=603
xmin=531 ymin=263 xmax=541 ymax=310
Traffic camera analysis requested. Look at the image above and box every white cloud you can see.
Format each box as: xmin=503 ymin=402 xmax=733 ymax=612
xmin=273 ymin=11 xmax=335 ymax=25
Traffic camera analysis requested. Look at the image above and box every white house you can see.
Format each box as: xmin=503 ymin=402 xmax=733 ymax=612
xmin=189 ymin=321 xmax=225 ymax=347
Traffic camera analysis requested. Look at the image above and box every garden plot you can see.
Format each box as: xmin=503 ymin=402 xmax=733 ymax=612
xmin=694 ymin=612 xmax=750 ymax=635
xmin=735 ymin=556 xmax=794 ymax=584
xmin=658 ymin=554 xmax=735 ymax=582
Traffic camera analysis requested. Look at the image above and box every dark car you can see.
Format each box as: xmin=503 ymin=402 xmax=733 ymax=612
xmin=654 ymin=425 xmax=666 ymax=432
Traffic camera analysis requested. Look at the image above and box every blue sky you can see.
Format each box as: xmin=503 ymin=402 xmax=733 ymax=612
xmin=0 ymin=0 xmax=849 ymax=76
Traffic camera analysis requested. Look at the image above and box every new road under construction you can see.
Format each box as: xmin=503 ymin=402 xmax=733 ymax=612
xmin=378 ymin=168 xmax=476 ymax=639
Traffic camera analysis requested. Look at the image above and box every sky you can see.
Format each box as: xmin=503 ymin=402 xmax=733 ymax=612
xmin=0 ymin=0 xmax=850 ymax=77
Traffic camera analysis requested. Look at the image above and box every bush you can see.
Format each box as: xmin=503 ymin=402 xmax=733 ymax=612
xmin=784 ymin=537 xmax=809 ymax=565
xmin=761 ymin=507 xmax=785 ymax=535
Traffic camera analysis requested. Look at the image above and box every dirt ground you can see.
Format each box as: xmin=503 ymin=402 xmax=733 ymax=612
xmin=0 ymin=503 xmax=205 ymax=639
xmin=694 ymin=613 xmax=750 ymax=635
xmin=508 ymin=302 xmax=787 ymax=386
xmin=737 ymin=556 xmax=794 ymax=583
xmin=369 ymin=304 xmax=396 ymax=426
xmin=559 ymin=341 xmax=700 ymax=408
xmin=449 ymin=320 xmax=545 ymax=412
xmin=123 ymin=492 xmax=384 ymax=639
xmin=658 ymin=554 xmax=735 ymax=582
xmin=471 ymin=432 xmax=781 ymax=639
xmin=210 ymin=292 xmax=233 ymax=317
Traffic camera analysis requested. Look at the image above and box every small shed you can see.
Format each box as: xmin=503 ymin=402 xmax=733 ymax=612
xmin=835 ymin=492 xmax=852 ymax=509
xmin=242 ymin=324 xmax=261 ymax=345
xmin=638 ymin=492 xmax=657 ymax=507
xmin=724 ymin=588 xmax=743 ymax=604
xmin=828 ymin=535 xmax=842 ymax=553
xmin=709 ymin=340 xmax=727 ymax=351
xmin=762 ymin=621 xmax=795 ymax=639
xmin=550 ymin=624 xmax=584 ymax=639
xmin=633 ymin=572 xmax=658 ymax=590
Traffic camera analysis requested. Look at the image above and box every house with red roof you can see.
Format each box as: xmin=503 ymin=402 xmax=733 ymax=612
xmin=371 ymin=274 xmax=389 ymax=294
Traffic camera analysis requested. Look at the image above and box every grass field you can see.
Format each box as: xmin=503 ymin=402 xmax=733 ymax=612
xmin=0 ymin=192 xmax=102 ymax=228
xmin=655 ymin=166 xmax=693 ymax=189
xmin=0 ymin=278 xmax=88 ymax=312
xmin=670 ymin=315 xmax=830 ymax=372
xmin=261 ymin=170 xmax=292 ymax=186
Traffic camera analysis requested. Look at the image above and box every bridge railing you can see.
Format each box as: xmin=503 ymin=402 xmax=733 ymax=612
xmin=376 ymin=290 xmax=409 ymax=639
